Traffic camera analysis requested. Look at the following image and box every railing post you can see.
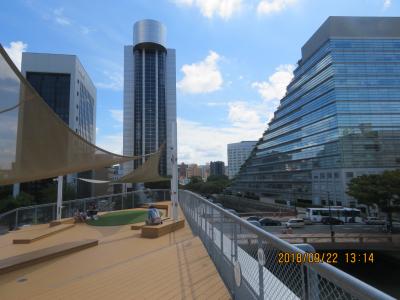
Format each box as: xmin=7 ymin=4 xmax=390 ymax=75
xmin=220 ymin=214 xmax=224 ymax=254
xmin=15 ymin=209 xmax=18 ymax=229
xmin=121 ymin=195 xmax=124 ymax=210
xmin=258 ymin=238 xmax=264 ymax=300
xmin=34 ymin=207 xmax=38 ymax=224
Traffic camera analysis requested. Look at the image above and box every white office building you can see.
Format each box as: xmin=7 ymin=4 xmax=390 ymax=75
xmin=227 ymin=141 xmax=257 ymax=179
xmin=19 ymin=53 xmax=96 ymax=195
xmin=123 ymin=19 xmax=176 ymax=177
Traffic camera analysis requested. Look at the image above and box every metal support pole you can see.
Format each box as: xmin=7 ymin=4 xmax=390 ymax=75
xmin=56 ymin=175 xmax=63 ymax=220
xmin=15 ymin=209 xmax=18 ymax=229
xmin=170 ymin=121 xmax=179 ymax=221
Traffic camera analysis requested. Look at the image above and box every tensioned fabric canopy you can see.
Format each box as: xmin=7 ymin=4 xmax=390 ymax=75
xmin=0 ymin=45 xmax=163 ymax=186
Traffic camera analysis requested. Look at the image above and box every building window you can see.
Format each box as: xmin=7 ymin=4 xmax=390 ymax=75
xmin=346 ymin=172 xmax=354 ymax=179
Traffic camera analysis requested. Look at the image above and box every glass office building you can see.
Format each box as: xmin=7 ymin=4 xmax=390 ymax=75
xmin=123 ymin=20 xmax=176 ymax=177
xmin=232 ymin=17 xmax=400 ymax=207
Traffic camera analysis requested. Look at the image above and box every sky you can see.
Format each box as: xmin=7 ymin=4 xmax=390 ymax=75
xmin=1 ymin=0 xmax=399 ymax=164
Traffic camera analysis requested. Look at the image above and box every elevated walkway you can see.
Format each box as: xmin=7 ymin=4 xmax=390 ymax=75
xmin=0 ymin=203 xmax=230 ymax=300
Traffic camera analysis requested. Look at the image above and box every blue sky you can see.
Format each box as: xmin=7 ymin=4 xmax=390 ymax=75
xmin=1 ymin=0 xmax=399 ymax=164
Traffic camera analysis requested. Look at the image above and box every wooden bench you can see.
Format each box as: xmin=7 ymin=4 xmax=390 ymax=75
xmin=13 ymin=224 xmax=75 ymax=244
xmin=0 ymin=239 xmax=98 ymax=275
xmin=131 ymin=218 xmax=170 ymax=230
xmin=141 ymin=219 xmax=185 ymax=238
xmin=49 ymin=217 xmax=75 ymax=227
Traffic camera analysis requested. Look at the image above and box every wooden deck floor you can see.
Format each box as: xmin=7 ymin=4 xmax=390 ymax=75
xmin=0 ymin=205 xmax=231 ymax=300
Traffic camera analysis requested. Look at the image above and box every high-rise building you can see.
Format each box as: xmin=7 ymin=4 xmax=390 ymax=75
xmin=199 ymin=164 xmax=210 ymax=182
xmin=178 ymin=163 xmax=188 ymax=179
xmin=227 ymin=141 xmax=257 ymax=179
xmin=232 ymin=17 xmax=400 ymax=207
xmin=187 ymin=164 xmax=201 ymax=178
xmin=123 ymin=19 xmax=176 ymax=177
xmin=210 ymin=161 xmax=225 ymax=177
xmin=19 ymin=53 xmax=96 ymax=197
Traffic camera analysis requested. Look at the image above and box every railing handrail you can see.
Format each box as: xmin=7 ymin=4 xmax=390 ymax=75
xmin=0 ymin=189 xmax=170 ymax=220
xmin=181 ymin=190 xmax=395 ymax=300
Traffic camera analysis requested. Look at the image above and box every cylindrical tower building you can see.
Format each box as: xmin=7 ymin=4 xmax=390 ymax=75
xmin=123 ymin=20 xmax=176 ymax=178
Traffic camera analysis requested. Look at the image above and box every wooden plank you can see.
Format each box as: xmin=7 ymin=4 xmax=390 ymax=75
xmin=141 ymin=219 xmax=185 ymax=238
xmin=13 ymin=224 xmax=75 ymax=244
xmin=0 ymin=239 xmax=98 ymax=275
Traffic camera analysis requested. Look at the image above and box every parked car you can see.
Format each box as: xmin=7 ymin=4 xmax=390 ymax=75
xmin=259 ymin=217 xmax=281 ymax=226
xmin=365 ymin=217 xmax=386 ymax=225
xmin=246 ymin=216 xmax=261 ymax=221
xmin=225 ymin=208 xmax=239 ymax=216
xmin=303 ymin=217 xmax=313 ymax=225
xmin=285 ymin=218 xmax=305 ymax=228
xmin=321 ymin=217 xmax=344 ymax=225
xmin=248 ymin=220 xmax=262 ymax=228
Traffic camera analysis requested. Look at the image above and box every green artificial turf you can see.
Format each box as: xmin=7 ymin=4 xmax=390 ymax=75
xmin=86 ymin=210 xmax=149 ymax=226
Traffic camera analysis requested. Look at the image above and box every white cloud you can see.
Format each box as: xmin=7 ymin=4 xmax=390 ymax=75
xmin=96 ymin=70 xmax=123 ymax=91
xmin=4 ymin=41 xmax=27 ymax=71
xmin=110 ymin=109 xmax=123 ymax=123
xmin=178 ymin=100 xmax=268 ymax=164
xmin=177 ymin=51 xmax=223 ymax=94
xmin=96 ymin=133 xmax=123 ymax=154
xmin=383 ymin=0 xmax=391 ymax=9
xmin=252 ymin=64 xmax=295 ymax=101
xmin=257 ymin=0 xmax=297 ymax=15
xmin=53 ymin=8 xmax=71 ymax=25
xmin=173 ymin=0 xmax=243 ymax=20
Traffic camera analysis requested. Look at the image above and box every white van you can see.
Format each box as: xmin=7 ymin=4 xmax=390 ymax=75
xmin=285 ymin=218 xmax=305 ymax=228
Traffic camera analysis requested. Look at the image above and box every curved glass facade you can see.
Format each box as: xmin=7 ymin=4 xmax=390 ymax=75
xmin=233 ymin=35 xmax=400 ymax=206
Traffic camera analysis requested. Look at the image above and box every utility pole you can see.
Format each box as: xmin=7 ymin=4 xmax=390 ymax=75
xmin=327 ymin=191 xmax=334 ymax=239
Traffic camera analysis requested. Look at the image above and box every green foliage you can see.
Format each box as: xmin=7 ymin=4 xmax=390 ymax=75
xmin=184 ymin=175 xmax=231 ymax=195
xmin=347 ymin=170 xmax=400 ymax=230
xmin=0 ymin=192 xmax=34 ymax=214
xmin=207 ymin=175 xmax=229 ymax=182
xmin=38 ymin=183 xmax=77 ymax=204
xmin=189 ymin=176 xmax=203 ymax=184
xmin=347 ymin=170 xmax=400 ymax=208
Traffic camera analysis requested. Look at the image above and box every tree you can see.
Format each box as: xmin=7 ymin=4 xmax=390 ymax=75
xmin=38 ymin=183 xmax=77 ymax=204
xmin=0 ymin=192 xmax=34 ymax=214
xmin=347 ymin=170 xmax=400 ymax=230
xmin=189 ymin=176 xmax=203 ymax=184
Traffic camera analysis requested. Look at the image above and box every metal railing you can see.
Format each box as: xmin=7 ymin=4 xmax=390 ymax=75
xmin=179 ymin=190 xmax=394 ymax=300
xmin=0 ymin=189 xmax=169 ymax=230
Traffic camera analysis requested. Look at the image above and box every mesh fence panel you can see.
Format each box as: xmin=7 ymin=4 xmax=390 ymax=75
xmin=179 ymin=190 xmax=395 ymax=300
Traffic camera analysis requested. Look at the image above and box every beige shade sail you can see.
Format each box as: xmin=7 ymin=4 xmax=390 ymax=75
xmin=117 ymin=150 xmax=170 ymax=184
xmin=0 ymin=45 xmax=161 ymax=186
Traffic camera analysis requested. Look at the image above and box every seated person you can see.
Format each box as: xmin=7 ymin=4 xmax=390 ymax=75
xmin=74 ymin=209 xmax=87 ymax=222
xmin=146 ymin=205 xmax=162 ymax=225
xmin=87 ymin=202 xmax=98 ymax=220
